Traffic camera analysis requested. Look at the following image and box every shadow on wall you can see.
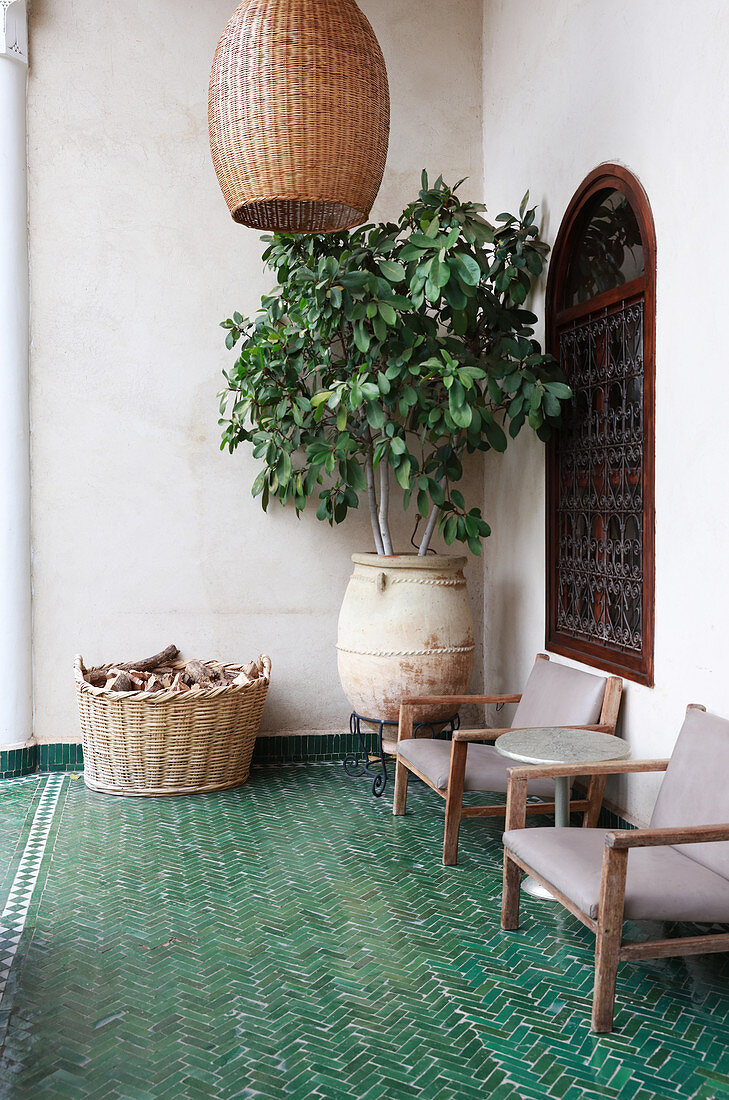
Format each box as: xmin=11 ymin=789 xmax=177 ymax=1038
xmin=487 ymin=578 xmax=530 ymax=689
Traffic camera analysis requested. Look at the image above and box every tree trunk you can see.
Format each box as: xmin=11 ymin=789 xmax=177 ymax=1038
xmin=365 ymin=451 xmax=385 ymax=555
xmin=378 ymin=458 xmax=393 ymax=554
xmin=418 ymin=505 xmax=440 ymax=556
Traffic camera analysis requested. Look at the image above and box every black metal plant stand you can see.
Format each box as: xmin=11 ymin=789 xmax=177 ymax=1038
xmin=343 ymin=711 xmax=460 ymax=797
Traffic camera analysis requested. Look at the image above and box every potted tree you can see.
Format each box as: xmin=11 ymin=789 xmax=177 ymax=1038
xmin=219 ymin=175 xmax=570 ymax=721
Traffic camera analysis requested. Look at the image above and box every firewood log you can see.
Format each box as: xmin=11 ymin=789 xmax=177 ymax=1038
xmin=185 ymin=660 xmax=214 ymax=684
xmin=108 ymin=671 xmax=135 ymax=692
xmin=116 ymin=644 xmax=179 ymax=672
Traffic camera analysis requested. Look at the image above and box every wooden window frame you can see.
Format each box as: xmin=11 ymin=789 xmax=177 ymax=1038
xmin=545 ymin=164 xmax=656 ymax=687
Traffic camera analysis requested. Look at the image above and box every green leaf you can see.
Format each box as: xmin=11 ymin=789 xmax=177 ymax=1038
xmin=443 ymin=515 xmax=458 ymax=545
xmin=510 ymin=280 xmax=528 ymax=305
xmin=454 ymin=253 xmax=481 ymax=286
xmin=277 ymin=450 xmax=292 ymax=483
xmin=379 ymin=260 xmax=406 ymax=282
xmin=311 ymin=391 xmax=332 ymax=407
xmin=483 ymin=420 xmax=507 ymax=452
xmin=366 ymin=402 xmax=385 ymax=430
xmin=394 ymin=457 xmax=411 ymax=490
xmin=353 ymin=323 xmax=370 ymax=354
xmin=428 ymin=480 xmax=445 ymax=507
xmin=431 ymin=258 xmax=450 ymax=289
xmin=425 ymin=277 xmax=440 ymax=302
xmin=509 ymin=411 xmax=525 ymax=437
xmin=339 ymin=271 xmax=369 ymax=288
xmin=251 ymin=470 xmax=266 ymax=497
xmin=451 ymin=311 xmax=468 ymax=336
xmin=378 ymin=302 xmax=398 ymax=326
xmin=448 ymin=382 xmax=472 ymax=428
xmin=545 ymin=382 xmax=572 ymax=399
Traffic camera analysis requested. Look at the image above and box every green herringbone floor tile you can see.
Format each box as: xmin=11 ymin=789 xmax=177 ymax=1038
xmin=1 ymin=766 xmax=729 ymax=1099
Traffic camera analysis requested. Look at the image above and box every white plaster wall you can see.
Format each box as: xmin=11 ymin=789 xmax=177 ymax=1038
xmin=482 ymin=0 xmax=729 ymax=823
xmin=27 ymin=0 xmax=484 ymax=741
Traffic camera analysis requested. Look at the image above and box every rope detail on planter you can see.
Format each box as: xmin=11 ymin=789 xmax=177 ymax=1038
xmin=336 ymin=644 xmax=475 ymax=657
xmin=350 ymin=575 xmax=466 ymax=588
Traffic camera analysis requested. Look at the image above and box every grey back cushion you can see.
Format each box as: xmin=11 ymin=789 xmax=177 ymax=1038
xmin=651 ymin=707 xmax=729 ymax=880
xmin=512 ymin=658 xmax=606 ymax=730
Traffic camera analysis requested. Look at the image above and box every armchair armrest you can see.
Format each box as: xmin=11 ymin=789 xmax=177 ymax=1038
xmin=503 ymin=757 xmax=669 ymax=833
xmin=606 ymin=824 xmax=729 ymax=850
xmin=454 ymin=722 xmax=611 ymax=744
xmin=401 ymin=693 xmax=522 ymax=707
xmin=506 ymin=758 xmax=670 ymax=781
xmin=397 ymin=694 xmax=521 ymax=742
xmin=453 ymin=726 xmax=510 ymax=743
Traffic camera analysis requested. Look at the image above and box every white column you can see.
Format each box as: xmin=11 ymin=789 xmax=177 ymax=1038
xmin=0 ymin=1 xmax=31 ymax=748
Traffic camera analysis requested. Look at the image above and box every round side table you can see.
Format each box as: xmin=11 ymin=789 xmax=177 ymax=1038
xmin=496 ymin=727 xmax=630 ymax=898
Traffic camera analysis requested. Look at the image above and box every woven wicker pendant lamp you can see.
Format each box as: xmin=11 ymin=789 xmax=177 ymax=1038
xmin=209 ymin=0 xmax=390 ymax=234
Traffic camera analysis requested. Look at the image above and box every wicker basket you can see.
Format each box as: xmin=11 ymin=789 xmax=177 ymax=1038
xmin=75 ymin=654 xmax=271 ymax=796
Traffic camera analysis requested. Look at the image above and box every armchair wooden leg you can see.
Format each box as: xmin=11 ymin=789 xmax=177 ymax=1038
xmin=502 ymin=776 xmax=527 ymax=930
xmin=443 ymin=740 xmax=467 ymax=866
xmin=583 ymin=774 xmax=607 ymax=828
xmin=393 ymin=703 xmax=414 ymax=817
xmin=592 ymin=846 xmax=628 ymax=1033
xmin=501 ymin=852 xmax=521 ymax=930
xmin=393 ymin=759 xmax=409 ymax=816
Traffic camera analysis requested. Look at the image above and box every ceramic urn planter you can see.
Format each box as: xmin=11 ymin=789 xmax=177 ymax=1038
xmin=337 ymin=554 xmax=475 ymax=724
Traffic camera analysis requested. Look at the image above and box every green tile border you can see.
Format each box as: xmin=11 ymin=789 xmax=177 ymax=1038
xmin=252 ymin=731 xmax=380 ymax=765
xmin=38 ymin=743 xmax=85 ymax=772
xmin=1 ymin=733 xmax=382 ymax=779
xmin=598 ymin=803 xmax=637 ymax=831
xmin=1 ymin=744 xmax=84 ymax=779
xmin=0 ymin=745 xmax=38 ymax=780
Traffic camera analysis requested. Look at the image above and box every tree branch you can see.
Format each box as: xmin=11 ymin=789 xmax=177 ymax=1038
xmin=418 ymin=504 xmax=440 ymax=556
xmin=379 ymin=456 xmax=393 ymax=554
xmin=365 ymin=450 xmax=385 ymax=555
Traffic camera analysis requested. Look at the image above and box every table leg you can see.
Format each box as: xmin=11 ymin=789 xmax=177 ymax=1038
xmin=554 ymin=776 xmax=570 ymax=828
xmin=522 ymin=777 xmax=570 ymax=899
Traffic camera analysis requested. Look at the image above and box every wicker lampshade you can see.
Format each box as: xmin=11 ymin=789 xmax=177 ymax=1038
xmin=208 ymin=0 xmax=390 ymax=234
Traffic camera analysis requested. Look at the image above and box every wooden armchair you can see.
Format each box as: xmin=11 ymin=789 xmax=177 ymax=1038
xmin=393 ymin=653 xmax=623 ymax=865
xmin=501 ymin=704 xmax=729 ymax=1032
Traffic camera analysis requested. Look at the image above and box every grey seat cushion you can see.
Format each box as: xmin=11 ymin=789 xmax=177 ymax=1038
xmin=397 ymin=738 xmax=560 ymax=799
xmin=503 ymin=827 xmax=729 ymax=922
xmin=512 ymin=659 xmax=606 ymax=729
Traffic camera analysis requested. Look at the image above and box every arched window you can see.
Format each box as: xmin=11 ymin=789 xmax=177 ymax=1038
xmin=546 ymin=165 xmax=655 ymax=685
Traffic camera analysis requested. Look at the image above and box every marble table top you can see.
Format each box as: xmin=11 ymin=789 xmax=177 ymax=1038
xmin=495 ymin=727 xmax=631 ymax=766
